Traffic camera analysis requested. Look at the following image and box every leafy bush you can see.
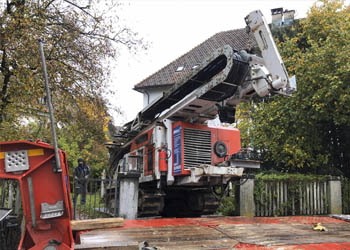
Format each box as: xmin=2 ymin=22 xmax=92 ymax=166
xmin=217 ymin=196 xmax=236 ymax=216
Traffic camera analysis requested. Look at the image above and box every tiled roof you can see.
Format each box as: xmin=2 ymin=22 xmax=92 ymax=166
xmin=134 ymin=28 xmax=257 ymax=91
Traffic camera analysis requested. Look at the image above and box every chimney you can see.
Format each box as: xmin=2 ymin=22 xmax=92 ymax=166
xmin=271 ymin=8 xmax=283 ymax=27
xmin=283 ymin=9 xmax=295 ymax=25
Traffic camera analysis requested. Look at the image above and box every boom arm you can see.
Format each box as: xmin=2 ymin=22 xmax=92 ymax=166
xmin=246 ymin=10 xmax=291 ymax=90
xmin=111 ymin=9 xmax=295 ymax=148
xmin=226 ymin=10 xmax=295 ymax=106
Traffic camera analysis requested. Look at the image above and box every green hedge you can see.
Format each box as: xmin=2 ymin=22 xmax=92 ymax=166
xmin=255 ymin=172 xmax=328 ymax=182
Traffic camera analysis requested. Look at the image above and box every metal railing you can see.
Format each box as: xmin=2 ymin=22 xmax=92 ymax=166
xmin=0 ymin=179 xmax=21 ymax=250
xmin=72 ymin=178 xmax=118 ymax=220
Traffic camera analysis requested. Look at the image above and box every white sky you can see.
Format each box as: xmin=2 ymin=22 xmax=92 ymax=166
xmin=109 ymin=0 xmax=316 ymax=125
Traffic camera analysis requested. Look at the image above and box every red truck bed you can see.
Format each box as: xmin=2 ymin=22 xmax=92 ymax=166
xmin=75 ymin=216 xmax=350 ymax=250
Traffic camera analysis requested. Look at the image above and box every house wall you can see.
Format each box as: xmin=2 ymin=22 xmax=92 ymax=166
xmin=141 ymin=86 xmax=221 ymax=126
xmin=142 ymin=86 xmax=171 ymax=108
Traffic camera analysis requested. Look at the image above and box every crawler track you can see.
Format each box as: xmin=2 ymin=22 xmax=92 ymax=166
xmin=138 ymin=189 xmax=164 ymax=217
xmin=162 ymin=188 xmax=220 ymax=217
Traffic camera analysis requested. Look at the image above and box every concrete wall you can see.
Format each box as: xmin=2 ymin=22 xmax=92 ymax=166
xmin=118 ymin=173 xmax=140 ymax=220
xmin=235 ymin=177 xmax=255 ymax=217
xmin=328 ymin=176 xmax=342 ymax=214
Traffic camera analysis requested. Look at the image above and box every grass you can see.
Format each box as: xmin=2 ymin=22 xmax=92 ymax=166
xmin=72 ymin=191 xmax=112 ymax=219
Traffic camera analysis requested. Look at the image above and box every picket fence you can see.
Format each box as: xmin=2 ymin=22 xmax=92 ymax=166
xmin=255 ymin=180 xmax=330 ymax=216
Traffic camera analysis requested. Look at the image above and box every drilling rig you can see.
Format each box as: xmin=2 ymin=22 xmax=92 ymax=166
xmin=108 ymin=10 xmax=296 ymax=218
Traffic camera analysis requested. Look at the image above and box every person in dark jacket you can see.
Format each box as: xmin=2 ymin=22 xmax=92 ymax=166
xmin=73 ymin=158 xmax=90 ymax=205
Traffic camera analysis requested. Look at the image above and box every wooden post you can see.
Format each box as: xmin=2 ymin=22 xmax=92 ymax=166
xmin=276 ymin=182 xmax=280 ymax=215
xmin=272 ymin=182 xmax=276 ymax=216
xmin=270 ymin=182 xmax=273 ymax=216
xmin=324 ymin=182 xmax=328 ymax=213
xmin=306 ymin=184 xmax=310 ymax=215
xmin=322 ymin=181 xmax=325 ymax=214
xmin=285 ymin=182 xmax=296 ymax=215
xmin=256 ymin=188 xmax=259 ymax=216
xmin=264 ymin=183 xmax=268 ymax=216
xmin=302 ymin=184 xmax=306 ymax=215
xmin=315 ymin=182 xmax=319 ymax=214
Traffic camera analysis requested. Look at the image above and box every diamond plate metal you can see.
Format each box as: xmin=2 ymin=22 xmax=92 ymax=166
xmin=4 ymin=150 xmax=30 ymax=172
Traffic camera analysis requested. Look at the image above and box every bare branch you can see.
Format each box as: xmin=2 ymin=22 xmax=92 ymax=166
xmin=44 ymin=0 xmax=56 ymax=9
xmin=62 ymin=0 xmax=95 ymax=20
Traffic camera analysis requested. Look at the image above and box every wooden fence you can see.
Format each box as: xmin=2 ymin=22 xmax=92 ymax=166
xmin=341 ymin=178 xmax=350 ymax=214
xmin=255 ymin=180 xmax=330 ymax=216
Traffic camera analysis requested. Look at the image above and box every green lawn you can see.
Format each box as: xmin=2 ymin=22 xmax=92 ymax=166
xmin=72 ymin=192 xmax=113 ymax=219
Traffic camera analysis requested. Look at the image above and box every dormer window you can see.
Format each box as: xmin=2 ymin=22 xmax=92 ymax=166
xmin=192 ymin=64 xmax=199 ymax=70
xmin=176 ymin=66 xmax=184 ymax=72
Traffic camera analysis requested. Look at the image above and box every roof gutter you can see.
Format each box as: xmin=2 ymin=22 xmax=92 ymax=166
xmin=133 ymin=84 xmax=174 ymax=94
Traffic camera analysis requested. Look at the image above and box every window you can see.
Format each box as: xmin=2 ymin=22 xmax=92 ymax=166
xmin=176 ymin=66 xmax=185 ymax=72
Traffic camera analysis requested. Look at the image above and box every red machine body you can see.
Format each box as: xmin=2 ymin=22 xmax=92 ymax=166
xmin=172 ymin=121 xmax=241 ymax=176
xmin=130 ymin=129 xmax=155 ymax=176
xmin=0 ymin=140 xmax=73 ymax=250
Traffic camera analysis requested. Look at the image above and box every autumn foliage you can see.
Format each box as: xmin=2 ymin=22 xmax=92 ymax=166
xmin=0 ymin=0 xmax=142 ymax=176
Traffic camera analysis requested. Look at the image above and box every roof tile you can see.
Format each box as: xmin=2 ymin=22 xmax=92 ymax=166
xmin=134 ymin=28 xmax=257 ymax=90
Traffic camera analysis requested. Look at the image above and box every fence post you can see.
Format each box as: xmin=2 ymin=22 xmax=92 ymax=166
xmin=101 ymin=169 xmax=106 ymax=198
xmin=15 ymin=182 xmax=22 ymax=215
xmin=118 ymin=172 xmax=140 ymax=219
xmin=328 ymin=176 xmax=342 ymax=214
xmin=236 ymin=175 xmax=255 ymax=217
xmin=8 ymin=182 xmax=14 ymax=209
xmin=113 ymin=178 xmax=118 ymax=217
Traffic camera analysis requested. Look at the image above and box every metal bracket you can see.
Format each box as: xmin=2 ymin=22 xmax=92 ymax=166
xmin=40 ymin=200 xmax=64 ymax=219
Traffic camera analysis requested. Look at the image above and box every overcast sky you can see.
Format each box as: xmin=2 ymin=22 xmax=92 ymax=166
xmin=109 ymin=0 xmax=316 ymax=125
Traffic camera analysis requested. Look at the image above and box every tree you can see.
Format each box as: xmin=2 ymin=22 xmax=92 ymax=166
xmin=235 ymin=102 xmax=253 ymax=149
xmin=246 ymin=0 xmax=350 ymax=175
xmin=0 ymin=0 xmax=144 ymax=174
